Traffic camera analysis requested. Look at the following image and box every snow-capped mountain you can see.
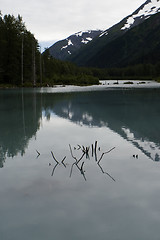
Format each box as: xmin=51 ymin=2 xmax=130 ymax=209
xmin=69 ymin=0 xmax=160 ymax=67
xmin=47 ymin=0 xmax=160 ymax=66
xmin=121 ymin=0 xmax=160 ymax=30
xmin=99 ymin=0 xmax=160 ymax=37
xmin=48 ymin=30 xmax=102 ymax=61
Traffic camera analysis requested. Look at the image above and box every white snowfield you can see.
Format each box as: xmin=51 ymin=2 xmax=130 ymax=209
xmin=121 ymin=0 xmax=160 ymax=30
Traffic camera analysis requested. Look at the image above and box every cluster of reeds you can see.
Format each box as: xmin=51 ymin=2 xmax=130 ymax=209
xmin=36 ymin=141 xmax=116 ymax=182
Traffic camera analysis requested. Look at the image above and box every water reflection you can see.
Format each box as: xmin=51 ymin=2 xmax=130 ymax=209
xmin=0 ymin=88 xmax=160 ymax=167
xmin=0 ymin=89 xmax=42 ymax=167
xmin=44 ymin=89 xmax=160 ymax=162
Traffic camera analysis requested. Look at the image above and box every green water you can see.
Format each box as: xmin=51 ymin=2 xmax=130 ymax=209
xmin=0 ymin=87 xmax=160 ymax=240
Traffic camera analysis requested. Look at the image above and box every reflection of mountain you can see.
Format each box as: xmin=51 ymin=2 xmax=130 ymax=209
xmin=48 ymin=89 xmax=160 ymax=162
xmin=0 ymin=90 xmax=42 ymax=167
xmin=1 ymin=88 xmax=160 ymax=167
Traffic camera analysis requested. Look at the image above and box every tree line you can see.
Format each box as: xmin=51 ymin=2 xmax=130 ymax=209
xmin=0 ymin=12 xmax=40 ymax=86
xmin=0 ymin=12 xmax=99 ymax=87
xmin=90 ymin=63 xmax=160 ymax=81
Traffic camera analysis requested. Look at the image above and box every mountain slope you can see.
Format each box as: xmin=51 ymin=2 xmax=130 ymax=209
xmin=86 ymin=12 xmax=160 ymax=68
xmin=69 ymin=0 xmax=160 ymax=67
xmin=121 ymin=0 xmax=160 ymax=31
xmin=48 ymin=30 xmax=102 ymax=61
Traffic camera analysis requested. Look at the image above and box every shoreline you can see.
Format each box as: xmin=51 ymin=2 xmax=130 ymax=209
xmin=0 ymin=80 xmax=160 ymax=92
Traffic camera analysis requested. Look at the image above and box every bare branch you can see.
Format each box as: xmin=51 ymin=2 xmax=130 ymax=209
xmin=69 ymin=152 xmax=86 ymax=180
xmin=91 ymin=144 xmax=94 ymax=157
xmin=97 ymin=163 xmax=115 ymax=182
xmin=77 ymin=161 xmax=86 ymax=181
xmin=77 ymin=144 xmax=81 ymax=150
xmin=61 ymin=156 xmax=67 ymax=168
xmin=80 ymin=161 xmax=85 ymax=172
xmin=51 ymin=163 xmax=59 ymax=176
xmin=51 ymin=151 xmax=59 ymax=164
xmin=94 ymin=141 xmax=98 ymax=162
xmin=69 ymin=144 xmax=77 ymax=162
xmin=98 ymin=147 xmax=115 ymax=164
xmin=36 ymin=150 xmax=40 ymax=158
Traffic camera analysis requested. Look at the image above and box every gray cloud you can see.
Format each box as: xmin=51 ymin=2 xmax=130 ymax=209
xmin=1 ymin=0 xmax=145 ymax=46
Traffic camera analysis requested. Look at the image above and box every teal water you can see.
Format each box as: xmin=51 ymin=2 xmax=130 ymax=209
xmin=0 ymin=88 xmax=160 ymax=240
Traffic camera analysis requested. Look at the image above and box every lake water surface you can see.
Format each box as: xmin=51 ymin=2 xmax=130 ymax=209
xmin=1 ymin=87 xmax=160 ymax=240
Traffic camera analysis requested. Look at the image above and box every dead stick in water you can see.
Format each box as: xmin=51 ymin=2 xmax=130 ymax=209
xmin=95 ymin=141 xmax=97 ymax=153
xmin=80 ymin=161 xmax=85 ymax=171
xmin=69 ymin=152 xmax=85 ymax=177
xmin=36 ymin=150 xmax=40 ymax=157
xmin=61 ymin=156 xmax=67 ymax=168
xmin=51 ymin=151 xmax=59 ymax=164
xmin=82 ymin=145 xmax=86 ymax=153
xmin=86 ymin=147 xmax=90 ymax=159
xmin=77 ymin=144 xmax=81 ymax=150
xmin=76 ymin=161 xmax=87 ymax=181
xmin=94 ymin=141 xmax=98 ymax=161
xmin=51 ymin=163 xmax=59 ymax=176
xmin=98 ymin=147 xmax=115 ymax=164
xmin=77 ymin=152 xmax=85 ymax=163
xmin=79 ymin=162 xmax=87 ymax=181
xmin=69 ymin=144 xmax=77 ymax=162
xmin=97 ymin=163 xmax=116 ymax=182
xmin=91 ymin=144 xmax=94 ymax=157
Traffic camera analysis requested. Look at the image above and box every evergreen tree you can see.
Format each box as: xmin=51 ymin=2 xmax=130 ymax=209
xmin=0 ymin=12 xmax=39 ymax=85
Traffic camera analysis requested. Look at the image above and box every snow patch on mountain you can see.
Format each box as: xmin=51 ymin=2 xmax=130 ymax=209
xmin=121 ymin=0 xmax=160 ymax=30
xmin=75 ymin=30 xmax=92 ymax=37
xmin=61 ymin=45 xmax=67 ymax=50
xmin=75 ymin=31 xmax=83 ymax=37
xmin=81 ymin=37 xmax=93 ymax=44
xmin=68 ymin=39 xmax=73 ymax=45
xmin=48 ymin=29 xmax=102 ymax=60
xmin=86 ymin=37 xmax=92 ymax=41
xmin=59 ymin=30 xmax=102 ymax=54
xmin=99 ymin=31 xmax=108 ymax=37
xmin=61 ymin=39 xmax=73 ymax=51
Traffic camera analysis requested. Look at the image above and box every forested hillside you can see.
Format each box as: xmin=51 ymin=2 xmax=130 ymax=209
xmin=0 ymin=12 xmax=98 ymax=87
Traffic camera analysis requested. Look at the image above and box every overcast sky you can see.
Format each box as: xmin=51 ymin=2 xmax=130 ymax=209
xmin=1 ymin=0 xmax=145 ymax=49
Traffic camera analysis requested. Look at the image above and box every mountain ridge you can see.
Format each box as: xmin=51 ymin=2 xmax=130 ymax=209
xmin=47 ymin=0 xmax=160 ymax=69
xmin=84 ymin=12 xmax=160 ymax=68
xmin=68 ymin=0 xmax=160 ymax=67
xmin=48 ymin=30 xmax=102 ymax=61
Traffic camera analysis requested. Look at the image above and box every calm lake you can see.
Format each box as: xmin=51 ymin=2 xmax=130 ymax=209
xmin=1 ymin=86 xmax=160 ymax=240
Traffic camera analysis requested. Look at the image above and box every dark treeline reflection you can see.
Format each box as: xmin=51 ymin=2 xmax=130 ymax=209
xmin=1 ymin=88 xmax=160 ymax=167
xmin=0 ymin=89 xmax=42 ymax=167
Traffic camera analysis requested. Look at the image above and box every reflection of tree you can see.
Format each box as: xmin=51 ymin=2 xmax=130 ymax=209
xmin=0 ymin=146 xmax=5 ymax=168
xmin=0 ymin=89 xmax=42 ymax=167
xmin=1 ymin=88 xmax=160 ymax=167
xmin=0 ymin=90 xmax=73 ymax=168
xmin=40 ymin=89 xmax=160 ymax=162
